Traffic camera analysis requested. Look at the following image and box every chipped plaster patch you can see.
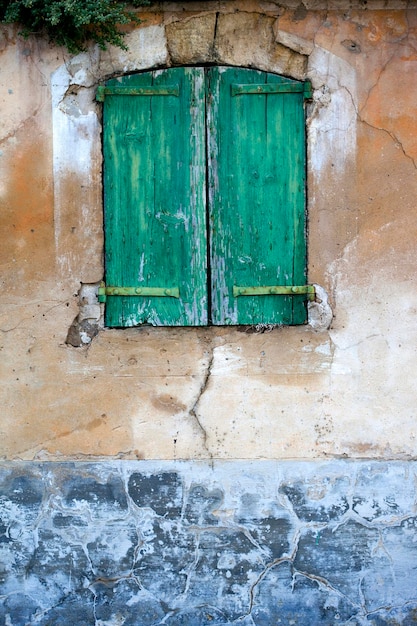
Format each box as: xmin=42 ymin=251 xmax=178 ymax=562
xmin=51 ymin=59 xmax=102 ymax=280
xmin=308 ymin=47 xmax=357 ymax=177
xmin=66 ymin=283 xmax=103 ymax=347
xmin=51 ymin=27 xmax=168 ymax=282
xmin=308 ymin=284 xmax=333 ymax=331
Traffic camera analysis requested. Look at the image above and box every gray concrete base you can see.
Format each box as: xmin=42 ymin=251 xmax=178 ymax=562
xmin=1 ymin=460 xmax=416 ymax=625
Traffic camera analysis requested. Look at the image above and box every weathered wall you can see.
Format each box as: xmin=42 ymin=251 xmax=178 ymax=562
xmin=1 ymin=1 xmax=417 ymax=623
xmin=1 ymin=460 xmax=417 ymax=625
xmin=2 ymin=1 xmax=417 ymax=461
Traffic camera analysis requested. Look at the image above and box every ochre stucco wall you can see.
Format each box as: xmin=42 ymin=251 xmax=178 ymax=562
xmin=1 ymin=0 xmax=417 ymax=462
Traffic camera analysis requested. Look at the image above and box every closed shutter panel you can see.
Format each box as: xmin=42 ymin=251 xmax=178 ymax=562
xmin=207 ymin=67 xmax=307 ymax=325
xmin=102 ymin=67 xmax=208 ymax=326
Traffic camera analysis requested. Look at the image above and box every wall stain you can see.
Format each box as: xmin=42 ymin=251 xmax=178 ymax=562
xmin=151 ymin=394 xmax=187 ymax=413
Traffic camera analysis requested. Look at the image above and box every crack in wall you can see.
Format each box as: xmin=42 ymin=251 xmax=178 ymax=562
xmin=359 ymin=49 xmax=398 ymax=114
xmin=360 ymin=118 xmax=417 ymax=169
xmin=353 ymin=43 xmax=416 ymax=168
xmin=243 ymin=515 xmax=401 ymax=623
xmin=188 ymin=348 xmax=214 ymax=457
xmin=0 ymin=299 xmax=70 ymax=333
xmin=295 ymin=567 xmax=362 ymax=610
xmin=307 ymin=11 xmax=417 ymax=175
xmin=246 ymin=528 xmax=301 ymax=616
xmin=242 ymin=516 xmax=363 ymax=618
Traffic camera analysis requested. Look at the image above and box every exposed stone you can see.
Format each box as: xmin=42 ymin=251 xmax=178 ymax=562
xmin=128 ymin=471 xmax=183 ymax=517
xmin=215 ymin=12 xmax=307 ymax=78
xmin=273 ymin=25 xmax=315 ymax=55
xmin=166 ymin=14 xmax=217 ymax=64
xmin=98 ymin=24 xmax=169 ymax=74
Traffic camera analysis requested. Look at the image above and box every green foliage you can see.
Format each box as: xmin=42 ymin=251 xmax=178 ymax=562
xmin=0 ymin=0 xmax=150 ymax=53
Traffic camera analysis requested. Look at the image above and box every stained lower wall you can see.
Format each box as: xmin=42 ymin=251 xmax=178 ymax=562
xmin=1 ymin=460 xmax=417 ymax=626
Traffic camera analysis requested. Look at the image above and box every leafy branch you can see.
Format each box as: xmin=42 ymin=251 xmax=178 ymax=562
xmin=0 ymin=0 xmax=150 ymax=53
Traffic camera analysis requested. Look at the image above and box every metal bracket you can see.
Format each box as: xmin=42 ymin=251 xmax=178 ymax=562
xmin=98 ymin=283 xmax=180 ymax=303
xmin=233 ymin=285 xmax=316 ymax=301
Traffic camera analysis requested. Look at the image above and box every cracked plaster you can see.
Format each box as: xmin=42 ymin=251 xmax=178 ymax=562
xmin=1 ymin=461 xmax=417 ymax=625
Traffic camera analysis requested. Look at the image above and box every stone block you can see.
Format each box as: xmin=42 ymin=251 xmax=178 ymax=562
xmin=166 ymin=14 xmax=217 ymax=64
xmin=215 ymin=12 xmax=307 ymax=78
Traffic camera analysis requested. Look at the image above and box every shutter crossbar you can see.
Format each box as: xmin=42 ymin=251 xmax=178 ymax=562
xmin=96 ymin=85 xmax=179 ymax=101
xmin=231 ymin=81 xmax=312 ymax=98
xmin=233 ymin=285 xmax=315 ymax=301
xmin=98 ymin=283 xmax=180 ymax=303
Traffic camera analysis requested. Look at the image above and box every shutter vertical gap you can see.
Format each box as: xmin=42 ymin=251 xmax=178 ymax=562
xmin=205 ymin=68 xmax=213 ymax=325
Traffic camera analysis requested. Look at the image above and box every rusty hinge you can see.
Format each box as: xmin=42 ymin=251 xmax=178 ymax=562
xmin=233 ymin=285 xmax=316 ymax=301
xmin=98 ymin=282 xmax=180 ymax=303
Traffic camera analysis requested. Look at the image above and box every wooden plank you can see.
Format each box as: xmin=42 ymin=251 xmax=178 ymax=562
xmin=207 ymin=67 xmax=307 ymax=325
xmin=103 ymin=68 xmax=207 ymax=326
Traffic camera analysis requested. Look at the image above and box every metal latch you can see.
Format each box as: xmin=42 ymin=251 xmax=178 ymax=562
xmin=98 ymin=282 xmax=180 ymax=303
xmin=233 ymin=285 xmax=316 ymax=301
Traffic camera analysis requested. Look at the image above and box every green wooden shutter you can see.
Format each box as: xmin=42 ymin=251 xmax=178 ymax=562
xmin=102 ymin=68 xmax=207 ymax=326
xmin=101 ymin=66 xmax=308 ymax=327
xmin=207 ymin=67 xmax=307 ymax=325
